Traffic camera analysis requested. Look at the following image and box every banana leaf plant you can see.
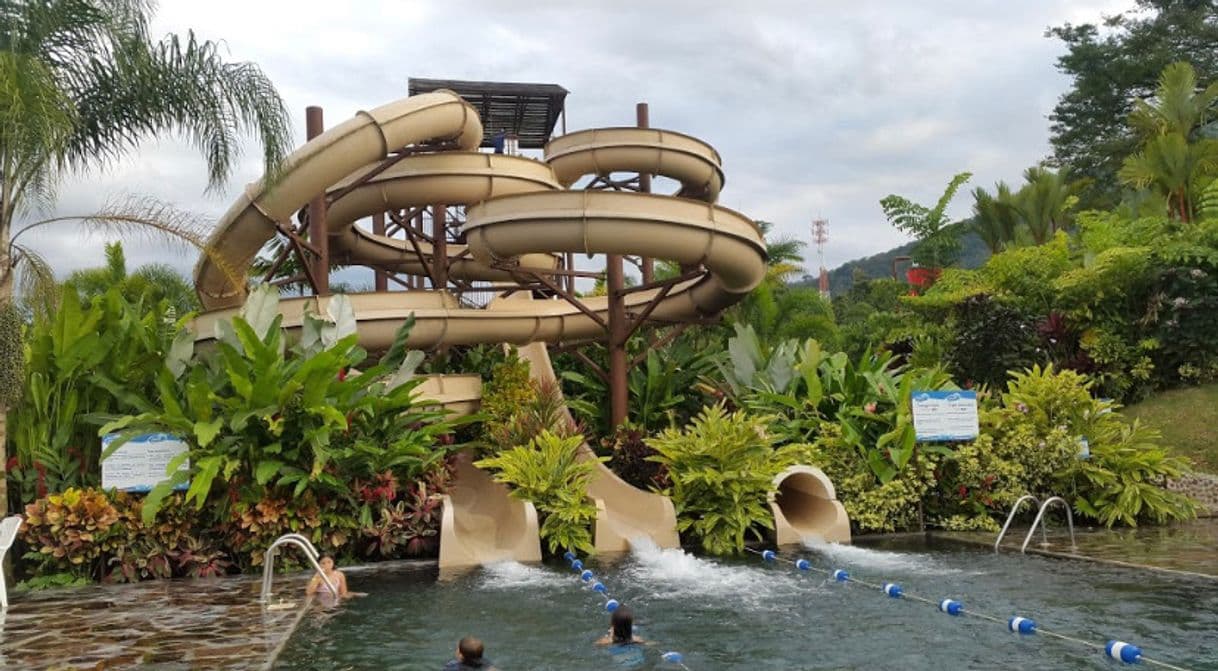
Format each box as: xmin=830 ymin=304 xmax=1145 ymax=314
xmin=102 ymin=286 xmax=465 ymax=525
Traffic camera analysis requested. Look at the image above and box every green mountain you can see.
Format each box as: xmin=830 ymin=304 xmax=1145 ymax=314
xmin=797 ymin=223 xmax=991 ymax=294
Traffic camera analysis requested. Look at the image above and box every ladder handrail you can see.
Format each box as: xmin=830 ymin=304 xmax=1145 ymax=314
xmin=994 ymin=494 xmax=1045 ymax=551
xmin=1020 ymin=496 xmax=1077 ymax=553
xmin=260 ymin=534 xmax=335 ymax=603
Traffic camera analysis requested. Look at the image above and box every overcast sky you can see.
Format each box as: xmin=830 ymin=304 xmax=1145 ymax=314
xmin=24 ymin=0 xmax=1134 ymax=286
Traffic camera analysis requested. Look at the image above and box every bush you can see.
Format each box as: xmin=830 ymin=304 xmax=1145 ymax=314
xmin=646 ymin=406 xmax=781 ymax=555
xmin=945 ymin=294 xmax=1041 ymax=388
xmin=604 ymin=424 xmax=669 ymax=491
xmin=475 ymin=431 xmax=599 ymax=556
xmin=481 ymin=351 xmax=537 ymax=445
xmin=485 ymin=378 xmax=579 ymax=454
xmin=21 ymin=488 xmax=121 ymax=579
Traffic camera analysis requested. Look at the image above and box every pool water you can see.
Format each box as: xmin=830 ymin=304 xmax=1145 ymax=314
xmin=272 ymin=536 xmax=1218 ymax=670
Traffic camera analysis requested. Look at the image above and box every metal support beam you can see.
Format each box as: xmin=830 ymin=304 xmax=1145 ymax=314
xmin=305 ymin=106 xmax=330 ymax=296
xmin=606 ymin=250 xmax=628 ymax=429
xmin=570 ymin=349 xmax=609 ymax=385
xmin=433 ymin=204 xmax=448 ymax=290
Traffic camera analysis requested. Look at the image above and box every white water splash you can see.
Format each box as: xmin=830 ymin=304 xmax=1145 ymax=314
xmin=621 ymin=538 xmax=805 ymax=605
xmin=800 ymin=537 xmax=966 ymax=576
xmin=478 ymin=561 xmax=567 ymax=590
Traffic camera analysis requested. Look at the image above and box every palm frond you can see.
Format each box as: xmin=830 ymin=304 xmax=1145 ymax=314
xmin=11 ymin=243 xmax=61 ymax=320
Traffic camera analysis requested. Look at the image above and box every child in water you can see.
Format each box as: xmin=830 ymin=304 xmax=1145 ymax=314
xmin=444 ymin=636 xmax=497 ymax=670
xmin=596 ymin=606 xmax=647 ymax=668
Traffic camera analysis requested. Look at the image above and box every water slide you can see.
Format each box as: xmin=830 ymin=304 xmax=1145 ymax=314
xmin=191 ymin=89 xmax=827 ymax=567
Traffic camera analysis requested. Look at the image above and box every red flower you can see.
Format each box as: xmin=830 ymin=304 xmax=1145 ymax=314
xmin=957 ymin=485 xmax=968 ymax=499
xmin=864 ymin=402 xmax=877 ymax=414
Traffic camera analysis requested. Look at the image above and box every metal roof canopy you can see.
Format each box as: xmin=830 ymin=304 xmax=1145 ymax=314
xmin=409 ymin=78 xmax=568 ymax=150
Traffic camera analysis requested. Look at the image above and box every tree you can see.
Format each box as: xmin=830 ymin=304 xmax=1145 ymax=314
xmin=1117 ymin=62 xmax=1218 ymax=222
xmin=880 ymin=172 xmax=972 ymax=268
xmin=67 ymin=241 xmax=198 ymax=315
xmin=1018 ymin=167 xmax=1077 ymax=244
xmin=971 ymin=182 xmax=1020 ymax=254
xmin=1 ymin=0 xmax=293 ymax=507
xmin=1047 ymin=0 xmax=1218 ymax=209
xmin=756 ymin=220 xmax=806 ymax=282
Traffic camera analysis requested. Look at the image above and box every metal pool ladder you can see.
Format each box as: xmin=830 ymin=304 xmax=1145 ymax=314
xmin=260 ymin=533 xmax=336 ymax=603
xmin=994 ymin=495 xmax=1077 ymax=553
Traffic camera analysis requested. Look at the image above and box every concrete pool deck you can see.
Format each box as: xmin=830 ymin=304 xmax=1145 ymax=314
xmin=0 ymin=572 xmax=312 ymax=670
xmin=934 ymin=518 xmax=1218 ymax=579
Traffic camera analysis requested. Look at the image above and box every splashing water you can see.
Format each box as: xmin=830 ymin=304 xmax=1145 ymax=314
xmin=478 ymin=561 xmax=567 ymax=590
xmin=621 ymin=538 xmax=804 ymax=605
xmin=800 ymin=536 xmax=967 ymax=576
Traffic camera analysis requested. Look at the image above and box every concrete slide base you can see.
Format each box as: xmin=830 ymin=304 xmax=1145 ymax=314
xmin=438 ymin=451 xmax=543 ymax=569
xmin=769 ymin=465 xmax=852 ymax=545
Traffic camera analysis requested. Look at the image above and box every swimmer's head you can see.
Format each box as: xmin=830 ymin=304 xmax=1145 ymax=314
xmin=611 ymin=605 xmax=634 ymax=643
xmin=319 ymin=555 xmax=334 ymax=570
xmin=458 ymin=636 xmax=484 ymax=662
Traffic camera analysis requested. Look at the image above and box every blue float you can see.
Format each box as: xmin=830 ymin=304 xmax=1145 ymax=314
xmin=1008 ymin=616 xmax=1037 ymax=634
xmin=662 ymin=651 xmax=684 ymax=663
xmin=938 ymin=599 xmax=963 ymax=616
xmin=570 ymin=559 xmax=583 ymax=571
xmin=795 ymin=559 xmax=811 ymax=571
xmin=882 ymin=583 xmax=903 ymax=598
xmin=761 ymin=550 xmax=776 ymax=562
xmin=564 ymin=551 xmax=576 ymax=561
xmin=833 ymin=569 xmax=849 ymax=582
xmin=1105 ymin=641 xmax=1143 ymax=664
xmin=580 ymin=569 xmax=594 ymax=582
xmin=605 ymin=599 xmax=620 ymax=612
xmin=592 ymin=581 xmax=607 ymax=593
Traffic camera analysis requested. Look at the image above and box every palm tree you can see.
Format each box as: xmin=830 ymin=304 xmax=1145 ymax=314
xmin=1119 ymin=62 xmax=1218 ymax=222
xmin=67 ymin=241 xmax=198 ymax=315
xmin=1 ymin=0 xmax=293 ymax=506
xmin=971 ymin=182 xmax=1020 ymax=254
xmin=1017 ymin=167 xmax=1076 ymax=245
xmin=755 ymin=220 xmax=806 ymax=282
xmin=880 ymin=172 xmax=972 ymax=268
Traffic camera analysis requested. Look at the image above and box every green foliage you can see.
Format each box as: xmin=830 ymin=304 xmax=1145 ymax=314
xmin=103 ymin=287 xmax=460 ymax=526
xmin=480 ymin=351 xmax=537 ymax=446
xmin=603 ymin=424 xmax=668 ymax=491
xmin=67 ymin=242 xmax=198 ymax=315
xmin=646 ymin=406 xmax=781 ymax=555
xmin=944 ymin=294 xmax=1040 ymax=388
xmin=1148 ymin=263 xmax=1218 ymax=388
xmin=8 ymin=284 xmax=183 ymax=503
xmin=880 ymin=172 xmax=973 ymax=267
xmin=728 ymin=282 xmax=840 ymax=351
xmin=1048 ymin=2 xmax=1218 ymax=208
xmin=1062 ymin=420 xmax=1196 ymax=527
xmin=475 ymin=430 xmax=599 ymax=556
xmin=487 ymin=378 xmax=579 ymax=454
xmin=982 ymin=233 xmax=1073 ymax=311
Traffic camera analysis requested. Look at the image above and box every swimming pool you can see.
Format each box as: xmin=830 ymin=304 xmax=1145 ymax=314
xmin=272 ymin=536 xmax=1218 ymax=670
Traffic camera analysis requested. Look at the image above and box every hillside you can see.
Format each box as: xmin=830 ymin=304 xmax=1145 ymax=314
xmin=799 ymin=223 xmax=991 ymax=294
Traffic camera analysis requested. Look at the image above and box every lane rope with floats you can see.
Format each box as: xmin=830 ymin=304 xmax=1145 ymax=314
xmin=563 ymin=551 xmax=691 ymax=670
xmin=745 ymin=547 xmax=1194 ymax=671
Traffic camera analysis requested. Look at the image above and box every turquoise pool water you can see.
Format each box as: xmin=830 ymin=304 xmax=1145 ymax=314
xmin=273 ymin=536 xmax=1218 ymax=670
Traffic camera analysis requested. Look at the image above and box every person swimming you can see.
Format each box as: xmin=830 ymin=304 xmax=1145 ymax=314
xmin=443 ymin=636 xmax=497 ymax=670
xmin=305 ymin=554 xmax=349 ymax=598
xmin=596 ymin=605 xmax=647 ymax=668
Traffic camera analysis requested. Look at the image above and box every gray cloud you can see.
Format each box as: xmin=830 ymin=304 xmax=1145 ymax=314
xmin=21 ymin=0 xmax=1132 ymax=287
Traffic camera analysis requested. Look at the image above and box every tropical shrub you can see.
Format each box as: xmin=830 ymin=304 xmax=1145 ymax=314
xmin=647 ymin=405 xmax=793 ymax=555
xmin=102 ymin=287 xmax=461 ymax=527
xmin=485 ymin=378 xmax=579 ymax=454
xmin=21 ymin=488 xmax=122 ymax=579
xmin=480 ymin=351 xmax=536 ymax=445
xmin=945 ymin=294 xmax=1040 ymax=388
xmin=8 ymin=285 xmax=186 ymax=505
xmin=475 ymin=430 xmax=599 ymax=556
xmin=603 ymin=424 xmax=668 ymax=491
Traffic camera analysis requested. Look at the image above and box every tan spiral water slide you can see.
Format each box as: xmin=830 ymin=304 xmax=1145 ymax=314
xmin=193 ymin=90 xmax=848 ymax=568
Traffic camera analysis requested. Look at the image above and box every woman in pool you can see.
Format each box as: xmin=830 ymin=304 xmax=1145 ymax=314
xmin=306 ymin=555 xmax=349 ymax=598
xmin=596 ymin=605 xmax=647 ymax=667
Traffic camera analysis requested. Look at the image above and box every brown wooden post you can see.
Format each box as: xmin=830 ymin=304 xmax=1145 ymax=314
xmin=433 ymin=205 xmax=448 ymax=290
xmin=372 ymin=212 xmax=388 ymax=292
xmin=305 ymin=106 xmax=330 ymax=295
xmin=637 ymin=103 xmax=654 ymax=284
xmin=607 ymin=251 xmax=628 ymax=429
xmin=412 ymin=209 xmax=425 ymax=289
